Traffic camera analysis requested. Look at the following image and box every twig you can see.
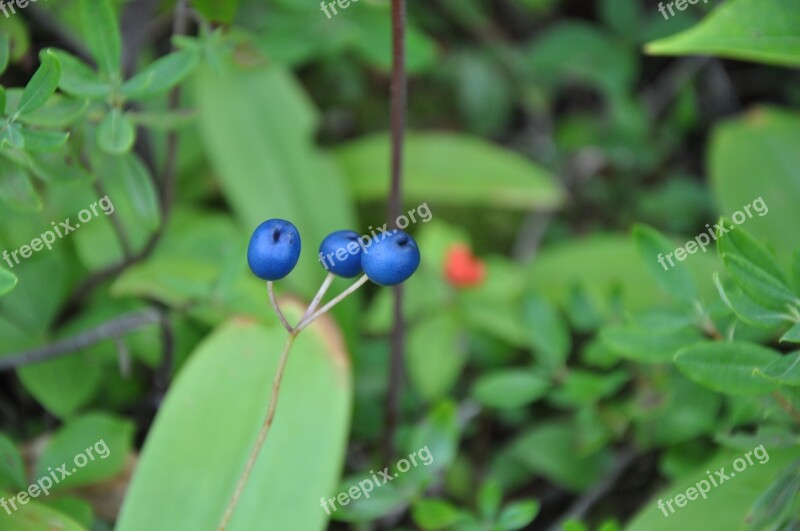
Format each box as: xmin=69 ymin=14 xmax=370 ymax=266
xmin=385 ymin=0 xmax=407 ymax=466
xmin=0 ymin=309 xmax=164 ymax=371
xmin=295 ymin=275 xmax=370 ymax=333
xmin=299 ymin=272 xmax=335 ymax=324
xmin=218 ymin=333 xmax=297 ymax=530
xmin=267 ymin=281 xmax=294 ymax=333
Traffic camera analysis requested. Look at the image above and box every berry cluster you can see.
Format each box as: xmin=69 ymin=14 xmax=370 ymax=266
xmin=247 ymin=218 xmax=420 ymax=333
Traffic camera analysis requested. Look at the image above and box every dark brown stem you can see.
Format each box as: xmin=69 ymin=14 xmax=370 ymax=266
xmin=384 ymin=0 xmax=407 ymax=464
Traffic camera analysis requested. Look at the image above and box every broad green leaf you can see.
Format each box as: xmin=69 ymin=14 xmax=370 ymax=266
xmin=0 ymin=435 xmax=25 ymax=490
xmin=471 ymin=369 xmax=550 ymax=409
xmin=0 ymin=34 xmax=8 ymax=75
xmin=50 ymin=50 xmax=112 ymax=98
xmin=0 ymin=267 xmax=17 ymax=296
xmin=195 ymin=62 xmax=356 ymax=295
xmin=35 ymin=413 xmax=134 ymax=490
xmin=713 ymin=273 xmax=787 ymax=328
xmin=709 ymin=108 xmax=800 ymax=260
xmin=0 ymin=490 xmax=85 ymax=530
xmin=523 ymin=295 xmax=570 ymax=370
xmin=191 ymin=0 xmax=240 ymax=23
xmin=754 ymin=351 xmax=800 ymax=386
xmin=633 ymin=224 xmax=697 ymax=303
xmin=412 ymin=499 xmax=464 ymax=530
xmin=16 ymin=50 xmax=60 ymax=116
xmin=627 ymin=448 xmax=797 ymax=531
xmin=121 ymin=49 xmax=199 ymax=99
xmin=0 ymin=158 xmax=41 ymax=211
xmin=97 ymin=108 xmax=135 ymax=154
xmin=722 ymin=253 xmax=798 ymax=311
xmin=716 ymin=217 xmax=786 ymax=283
xmin=20 ymin=128 xmax=69 ymax=151
xmin=334 ymin=133 xmax=563 ymax=210
xmin=79 ymin=0 xmax=121 ymax=77
xmin=600 ymin=325 xmax=704 ymax=364
xmin=407 ymin=312 xmax=465 ymax=401
xmin=497 ymin=500 xmax=540 ymax=530
xmin=674 ymin=342 xmax=780 ymax=396
xmin=116 ymin=315 xmax=352 ymax=531
xmin=645 ymin=0 xmax=800 ymax=67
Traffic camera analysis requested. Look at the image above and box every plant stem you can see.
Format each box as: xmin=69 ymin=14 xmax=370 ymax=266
xmin=385 ymin=0 xmax=407 ymax=464
xmin=267 ymin=281 xmax=294 ymax=333
xmin=218 ymin=333 xmax=297 ymax=530
xmin=299 ymin=272 xmax=335 ymax=324
xmin=295 ymin=274 xmax=370 ymax=333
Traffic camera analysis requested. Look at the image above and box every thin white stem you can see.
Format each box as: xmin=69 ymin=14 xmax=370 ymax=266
xmin=295 ymin=274 xmax=370 ymax=333
xmin=218 ymin=333 xmax=297 ymax=530
xmin=267 ymin=281 xmax=293 ymax=333
xmin=298 ymin=273 xmax=335 ymax=326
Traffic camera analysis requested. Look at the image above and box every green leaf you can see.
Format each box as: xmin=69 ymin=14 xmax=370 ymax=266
xmin=121 ymin=49 xmax=199 ymax=99
xmin=20 ymin=128 xmax=69 ymax=151
xmin=0 ymin=33 xmax=9 ymax=75
xmin=17 ymin=94 xmax=88 ymax=127
xmin=645 ymin=0 xmax=800 ymax=67
xmin=674 ymin=342 xmax=780 ymax=396
xmin=477 ymin=481 xmax=502 ymax=521
xmin=709 ymin=107 xmax=800 ymax=260
xmin=50 ymin=50 xmax=112 ymax=98
xmin=754 ymin=352 xmax=800 ymax=386
xmin=716 ymin=217 xmax=786 ymax=283
xmin=35 ymin=413 xmax=134 ymax=491
xmin=497 ymin=500 xmax=540 ymax=530
xmin=0 ymin=158 xmax=41 ymax=211
xmin=115 ymin=316 xmax=352 ymax=531
xmin=191 ymin=0 xmax=240 ymax=23
xmin=523 ymin=295 xmax=570 ymax=370
xmin=412 ymin=499 xmax=464 ymax=530
xmin=0 ymin=490 xmax=85 ymax=530
xmin=600 ymin=325 xmax=704 ymax=364
xmin=0 ymin=267 xmax=17 ymax=297
xmin=633 ymin=224 xmax=697 ymax=303
xmin=97 ymin=108 xmax=135 ymax=154
xmin=471 ymin=369 xmax=550 ymax=409
xmin=79 ymin=0 xmax=121 ymax=77
xmin=722 ymin=253 xmax=798 ymax=311
xmin=745 ymin=460 xmax=800 ymax=530
xmin=334 ymin=133 xmax=564 ymax=210
xmin=780 ymin=323 xmax=800 ymax=344
xmin=17 ymin=50 xmax=61 ymax=116
xmin=0 ymin=435 xmax=25 ymax=491
xmin=713 ymin=273 xmax=787 ymax=328
xmin=0 ymin=86 xmax=5 ymax=115
xmin=407 ymin=312 xmax=465 ymax=401
xmin=0 ymin=121 xmax=24 ymax=149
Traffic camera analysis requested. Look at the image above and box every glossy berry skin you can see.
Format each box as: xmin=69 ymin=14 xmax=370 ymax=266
xmin=247 ymin=219 xmax=301 ymax=281
xmin=319 ymin=230 xmax=364 ymax=278
xmin=361 ymin=230 xmax=420 ymax=286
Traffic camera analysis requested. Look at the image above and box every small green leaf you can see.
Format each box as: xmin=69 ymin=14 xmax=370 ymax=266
xmin=713 ymin=273 xmax=787 ymax=328
xmin=412 ymin=499 xmax=464 ymax=530
xmin=0 ymin=86 xmax=5 ymax=115
xmin=20 ymin=128 xmax=69 ymax=151
xmin=191 ymin=0 xmax=240 ymax=23
xmin=477 ymin=481 xmax=502 ymax=521
xmin=745 ymin=460 xmax=800 ymax=530
xmin=674 ymin=342 xmax=780 ymax=396
xmin=754 ymin=351 xmax=800 ymax=386
xmin=121 ymin=49 xmax=199 ymax=99
xmin=790 ymin=250 xmax=800 ymax=294
xmin=0 ymin=121 xmax=25 ymax=149
xmin=523 ymin=295 xmax=570 ymax=370
xmin=17 ymin=50 xmax=61 ymax=116
xmin=128 ymin=109 xmax=194 ymax=130
xmin=0 ymin=490 xmax=85 ymax=529
xmin=0 ymin=435 xmax=25 ymax=491
xmin=722 ymin=253 xmax=798 ymax=311
xmin=97 ymin=108 xmax=135 ymax=154
xmin=471 ymin=369 xmax=550 ymax=409
xmin=600 ymin=325 xmax=704 ymax=364
xmin=50 ymin=50 xmax=112 ymax=98
xmin=80 ymin=0 xmax=121 ymax=78
xmin=0 ymin=34 xmax=9 ymax=75
xmin=0 ymin=267 xmax=17 ymax=297
xmin=17 ymin=94 xmax=88 ymax=127
xmin=633 ymin=224 xmax=697 ymax=303
xmin=780 ymin=323 xmax=800 ymax=344
xmin=497 ymin=500 xmax=540 ymax=530
xmin=407 ymin=312 xmax=465 ymax=401
xmin=717 ymin=217 xmax=786 ymax=283
xmin=0 ymin=157 xmax=41 ymax=211
xmin=35 ymin=413 xmax=134 ymax=491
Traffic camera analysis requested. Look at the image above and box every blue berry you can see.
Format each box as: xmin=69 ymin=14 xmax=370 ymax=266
xmin=361 ymin=230 xmax=420 ymax=286
xmin=319 ymin=230 xmax=364 ymax=278
xmin=247 ymin=219 xmax=301 ymax=281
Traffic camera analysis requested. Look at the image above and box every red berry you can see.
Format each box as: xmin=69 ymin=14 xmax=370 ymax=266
xmin=444 ymin=244 xmax=485 ymax=288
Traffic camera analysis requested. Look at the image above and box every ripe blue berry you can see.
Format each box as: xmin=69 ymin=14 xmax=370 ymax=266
xmin=247 ymin=219 xmax=301 ymax=281
xmin=361 ymin=230 xmax=420 ymax=286
xmin=319 ymin=230 xmax=364 ymax=278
